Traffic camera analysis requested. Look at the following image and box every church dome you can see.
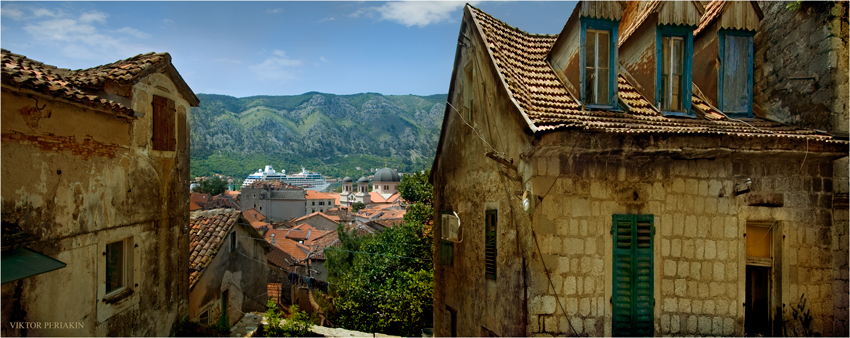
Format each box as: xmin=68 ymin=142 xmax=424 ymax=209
xmin=373 ymin=168 xmax=400 ymax=182
xmin=342 ymin=176 xmax=353 ymax=183
xmin=357 ymin=176 xmax=369 ymax=184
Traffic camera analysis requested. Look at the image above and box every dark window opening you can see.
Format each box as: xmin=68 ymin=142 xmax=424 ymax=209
xmin=485 ymin=210 xmax=497 ymax=280
xmin=106 ymin=240 xmax=125 ymax=294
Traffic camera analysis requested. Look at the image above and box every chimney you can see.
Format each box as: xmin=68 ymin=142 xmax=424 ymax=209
xmin=270 ymin=233 xmax=277 ymax=245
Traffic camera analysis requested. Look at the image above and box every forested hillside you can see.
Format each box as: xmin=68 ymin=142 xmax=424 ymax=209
xmin=189 ymin=92 xmax=446 ymax=179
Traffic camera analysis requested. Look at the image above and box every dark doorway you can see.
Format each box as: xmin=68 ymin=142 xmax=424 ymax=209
xmin=745 ymin=265 xmax=770 ymax=336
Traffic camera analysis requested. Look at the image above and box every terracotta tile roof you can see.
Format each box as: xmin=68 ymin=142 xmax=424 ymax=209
xmin=467 ymin=5 xmax=846 ymax=144
xmin=617 ymin=74 xmax=661 ymax=117
xmin=295 ymin=212 xmax=340 ymax=224
xmin=694 ymin=0 xmax=726 ymax=36
xmin=189 ymin=209 xmax=240 ymax=290
xmin=190 ymin=193 xmax=210 ymax=204
xmin=189 ymin=201 xmax=202 ymax=211
xmin=306 ymin=191 xmax=335 ymax=200
xmin=242 ymin=208 xmax=269 ymax=229
xmin=2 ymin=49 xmax=136 ymax=117
xmin=268 ymin=247 xmax=295 ymax=270
xmin=323 ymin=208 xmax=353 ymax=222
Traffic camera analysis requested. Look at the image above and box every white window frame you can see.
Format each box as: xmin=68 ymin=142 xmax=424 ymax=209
xmin=97 ymin=232 xmax=140 ymax=323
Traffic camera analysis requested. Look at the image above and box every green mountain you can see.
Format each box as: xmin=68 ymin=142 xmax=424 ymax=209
xmin=189 ymin=92 xmax=447 ymax=180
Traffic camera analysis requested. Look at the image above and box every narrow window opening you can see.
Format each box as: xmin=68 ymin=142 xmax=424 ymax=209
xmin=106 ymin=240 xmax=125 ymax=295
xmin=661 ymin=36 xmax=684 ymax=112
xmin=484 ymin=210 xmax=497 ymax=280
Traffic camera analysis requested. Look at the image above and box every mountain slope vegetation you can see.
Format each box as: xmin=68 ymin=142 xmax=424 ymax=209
xmin=190 ymin=92 xmax=446 ymax=179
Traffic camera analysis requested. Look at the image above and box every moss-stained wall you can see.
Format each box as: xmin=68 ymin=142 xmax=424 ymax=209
xmin=1 ymin=70 xmax=191 ymax=336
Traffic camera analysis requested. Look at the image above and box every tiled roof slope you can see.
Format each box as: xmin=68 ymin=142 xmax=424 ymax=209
xmin=69 ymin=52 xmax=170 ymax=90
xmin=467 ymin=5 xmax=845 ymax=143
xmin=2 ymin=49 xmax=136 ymax=117
xmin=189 ymin=209 xmax=240 ymax=289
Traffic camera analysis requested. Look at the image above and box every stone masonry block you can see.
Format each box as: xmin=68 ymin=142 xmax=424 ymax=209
xmin=683 ymin=239 xmax=695 ymax=259
xmin=710 ymin=281 xmax=723 ymax=298
xmin=686 ymin=179 xmax=699 ymax=194
xmin=662 ymin=239 xmax=671 ymax=257
xmin=679 ymin=298 xmax=692 ymax=312
xmin=564 ymin=276 xmax=576 ymax=295
xmin=723 ymin=318 xmax=734 ymax=335
xmin=696 ymin=240 xmax=705 ymax=260
xmin=717 ymin=241 xmax=728 ymax=260
xmin=714 ymin=262 xmax=726 ymax=281
xmin=672 ymin=239 xmax=682 ymax=257
xmin=712 ymin=316 xmax=723 ymax=335
xmin=687 ymin=315 xmax=698 ymax=333
xmin=685 ymin=217 xmax=697 ymax=237
xmin=699 ymin=180 xmax=709 ymax=195
xmin=663 ymin=279 xmax=674 ymax=295
xmin=664 ymin=260 xmax=677 ymax=277
xmin=705 ymin=240 xmax=717 ymax=259
xmin=678 ymin=261 xmax=690 ymax=278
xmin=664 ymin=298 xmax=678 ymax=312
xmin=672 ymin=178 xmax=685 ymax=193
xmin=661 ymin=314 xmax=670 ymax=333
xmin=671 ymin=315 xmax=681 ymax=333
xmin=691 ymin=262 xmax=702 ymax=280
xmin=725 ymin=217 xmax=738 ymax=238
xmin=704 ymin=300 xmax=716 ymax=313
xmin=699 ymin=316 xmax=711 ymax=334
xmin=580 ymin=297 xmax=590 ymax=316
xmin=675 ymin=278 xmax=687 ymax=297
xmin=717 ymin=299 xmax=728 ymax=315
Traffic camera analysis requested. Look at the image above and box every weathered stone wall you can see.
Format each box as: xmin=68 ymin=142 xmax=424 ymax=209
xmin=523 ymin=133 xmax=841 ymax=337
xmin=1 ymin=71 xmax=191 ymax=336
xmin=754 ymin=1 xmax=849 ymax=131
xmin=754 ymin=3 xmax=849 ymax=335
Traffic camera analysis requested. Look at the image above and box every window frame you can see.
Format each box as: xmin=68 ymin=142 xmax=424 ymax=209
xmin=718 ymin=29 xmax=754 ymax=118
xmin=656 ymin=26 xmax=694 ymax=116
xmin=580 ymin=18 xmax=619 ymax=109
xmin=98 ymin=233 xmax=140 ymax=323
xmin=105 ymin=239 xmax=127 ymax=296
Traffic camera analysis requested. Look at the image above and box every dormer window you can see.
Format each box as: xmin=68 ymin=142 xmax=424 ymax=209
xmin=581 ymin=19 xmax=618 ymax=107
xmin=719 ymin=30 xmax=754 ymax=117
xmin=656 ymin=26 xmax=693 ymax=116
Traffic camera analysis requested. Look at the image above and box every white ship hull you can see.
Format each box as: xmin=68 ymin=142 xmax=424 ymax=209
xmin=242 ymin=166 xmax=330 ymax=191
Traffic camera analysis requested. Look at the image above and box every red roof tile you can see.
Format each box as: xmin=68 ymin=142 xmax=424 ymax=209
xmin=465 ymin=5 xmax=846 ymax=144
xmin=189 ymin=209 xmax=241 ymax=289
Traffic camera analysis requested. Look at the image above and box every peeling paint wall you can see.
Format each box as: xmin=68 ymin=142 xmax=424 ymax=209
xmin=619 ymin=13 xmax=658 ymax=105
xmin=1 ymin=70 xmax=191 ymax=336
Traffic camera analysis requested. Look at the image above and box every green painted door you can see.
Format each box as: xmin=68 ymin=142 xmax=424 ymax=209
xmin=612 ymin=214 xmax=654 ymax=336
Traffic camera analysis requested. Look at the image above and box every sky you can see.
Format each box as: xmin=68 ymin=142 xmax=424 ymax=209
xmin=1 ymin=1 xmax=577 ymax=98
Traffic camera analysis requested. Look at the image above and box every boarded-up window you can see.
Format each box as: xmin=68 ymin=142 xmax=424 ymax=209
xmin=484 ymin=210 xmax=497 ymax=280
xmin=746 ymin=224 xmax=771 ymax=258
xmin=661 ymin=36 xmax=684 ymax=112
xmin=152 ymin=95 xmax=176 ymax=151
xmin=612 ymin=214 xmax=654 ymax=336
xmin=721 ymin=33 xmax=752 ymax=116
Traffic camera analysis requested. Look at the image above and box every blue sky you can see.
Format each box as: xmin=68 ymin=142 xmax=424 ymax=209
xmin=1 ymin=1 xmax=576 ymax=97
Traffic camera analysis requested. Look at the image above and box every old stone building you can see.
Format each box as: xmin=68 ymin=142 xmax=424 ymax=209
xmin=241 ymin=180 xmax=307 ymax=223
xmin=188 ymin=209 xmax=269 ymax=327
xmin=1 ymin=49 xmax=198 ymax=336
xmin=431 ymin=2 xmax=848 ymax=337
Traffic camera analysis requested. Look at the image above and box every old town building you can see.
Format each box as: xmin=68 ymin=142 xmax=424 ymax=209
xmin=431 ymin=2 xmax=848 ymax=337
xmin=1 ymin=49 xmax=198 ymax=336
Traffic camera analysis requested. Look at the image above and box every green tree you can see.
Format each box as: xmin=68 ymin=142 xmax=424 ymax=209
xmin=196 ymin=177 xmax=227 ymax=196
xmin=397 ymin=171 xmax=432 ymax=205
xmin=350 ymin=202 xmax=366 ymax=212
xmin=325 ymin=171 xmax=434 ymax=336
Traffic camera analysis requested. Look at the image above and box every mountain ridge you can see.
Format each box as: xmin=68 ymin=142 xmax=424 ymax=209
xmin=190 ymin=92 xmax=446 ymax=180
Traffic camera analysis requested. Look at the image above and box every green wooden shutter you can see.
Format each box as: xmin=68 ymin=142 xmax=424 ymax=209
xmin=612 ymin=214 xmax=654 ymax=336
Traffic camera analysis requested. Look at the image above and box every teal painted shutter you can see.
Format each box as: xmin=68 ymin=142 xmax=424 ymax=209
xmin=612 ymin=214 xmax=654 ymax=336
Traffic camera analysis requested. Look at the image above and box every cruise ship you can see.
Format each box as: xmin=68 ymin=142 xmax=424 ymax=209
xmin=242 ymin=166 xmax=330 ymax=191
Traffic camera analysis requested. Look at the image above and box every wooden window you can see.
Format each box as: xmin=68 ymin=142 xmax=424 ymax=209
xmin=656 ymin=27 xmax=693 ymax=116
xmin=585 ymin=29 xmax=611 ymax=105
xmin=661 ymin=36 xmax=684 ymax=112
xmin=105 ymin=240 xmax=125 ymax=295
xmin=199 ymin=309 xmax=209 ymax=325
xmin=484 ymin=210 xmax=497 ymax=280
xmin=581 ymin=19 xmax=619 ymax=108
xmin=719 ymin=31 xmax=754 ymax=117
xmin=612 ymin=214 xmax=654 ymax=336
xmin=152 ymin=95 xmax=176 ymax=151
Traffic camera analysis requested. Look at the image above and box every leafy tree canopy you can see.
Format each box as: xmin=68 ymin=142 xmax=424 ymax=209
xmin=194 ymin=177 xmax=227 ymax=196
xmin=397 ymin=171 xmax=432 ymax=205
xmin=325 ymin=171 xmax=434 ymax=336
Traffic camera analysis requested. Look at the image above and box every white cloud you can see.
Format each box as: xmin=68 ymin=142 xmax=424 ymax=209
xmin=250 ymin=50 xmax=302 ymax=82
xmin=79 ymin=11 xmax=107 ymax=24
xmin=17 ymin=6 xmax=153 ymax=61
xmin=116 ymin=27 xmax=152 ymax=39
xmin=361 ymin=1 xmax=477 ymax=27
xmin=1 ymin=6 xmax=26 ymax=21
xmin=319 ymin=16 xmax=336 ymax=22
xmin=319 ymin=56 xmax=329 ymax=63
xmin=266 ymin=8 xmax=283 ymax=14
